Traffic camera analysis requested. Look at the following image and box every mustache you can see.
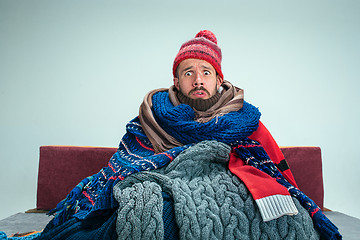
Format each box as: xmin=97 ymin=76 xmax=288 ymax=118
xmin=189 ymin=86 xmax=210 ymax=95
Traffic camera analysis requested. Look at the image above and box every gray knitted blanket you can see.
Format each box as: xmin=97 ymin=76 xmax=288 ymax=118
xmin=113 ymin=140 xmax=320 ymax=240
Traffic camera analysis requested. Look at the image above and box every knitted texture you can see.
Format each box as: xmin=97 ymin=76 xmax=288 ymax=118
xmin=173 ymin=30 xmax=223 ymax=79
xmin=115 ymin=181 xmax=164 ymax=240
xmin=38 ymin=211 xmax=117 ymax=240
xmin=233 ymin=140 xmax=342 ymax=240
xmin=0 ymin=232 xmax=41 ymax=240
xmin=151 ymin=91 xmax=260 ymax=146
xmin=114 ymin=141 xmax=320 ymax=240
xmin=162 ymin=192 xmax=180 ymax=240
xmin=48 ymin=117 xmax=189 ymax=226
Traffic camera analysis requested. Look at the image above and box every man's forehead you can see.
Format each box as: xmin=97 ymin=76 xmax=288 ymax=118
xmin=178 ymin=59 xmax=215 ymax=71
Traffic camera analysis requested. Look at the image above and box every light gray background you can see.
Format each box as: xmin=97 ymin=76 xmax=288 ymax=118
xmin=1 ymin=0 xmax=359 ymax=221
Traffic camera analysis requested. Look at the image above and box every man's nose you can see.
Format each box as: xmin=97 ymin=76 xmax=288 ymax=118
xmin=193 ymin=72 xmax=203 ymax=86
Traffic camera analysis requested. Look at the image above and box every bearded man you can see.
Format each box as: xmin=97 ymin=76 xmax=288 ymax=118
xmin=37 ymin=30 xmax=341 ymax=240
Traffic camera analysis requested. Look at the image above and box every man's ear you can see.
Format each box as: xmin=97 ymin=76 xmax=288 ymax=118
xmin=216 ymin=75 xmax=224 ymax=88
xmin=173 ymin=77 xmax=180 ymax=90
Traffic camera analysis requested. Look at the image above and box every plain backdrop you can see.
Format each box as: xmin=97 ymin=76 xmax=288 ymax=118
xmin=1 ymin=0 xmax=359 ymax=221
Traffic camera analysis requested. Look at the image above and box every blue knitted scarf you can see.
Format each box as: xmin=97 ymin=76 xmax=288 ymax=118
xmin=151 ymin=91 xmax=260 ymax=145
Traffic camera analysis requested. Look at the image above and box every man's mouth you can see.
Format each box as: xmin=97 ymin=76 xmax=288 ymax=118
xmin=189 ymin=87 xmax=210 ymax=98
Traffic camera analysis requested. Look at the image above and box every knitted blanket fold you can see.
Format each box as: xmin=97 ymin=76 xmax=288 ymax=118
xmin=37 ymin=211 xmax=118 ymax=240
xmin=113 ymin=140 xmax=320 ymax=240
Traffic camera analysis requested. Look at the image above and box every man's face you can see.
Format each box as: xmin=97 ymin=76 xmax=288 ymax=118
xmin=174 ymin=59 xmax=223 ymax=100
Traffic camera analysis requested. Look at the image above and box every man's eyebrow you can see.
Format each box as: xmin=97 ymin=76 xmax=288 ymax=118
xmin=181 ymin=66 xmax=194 ymax=73
xmin=201 ymin=65 xmax=213 ymax=70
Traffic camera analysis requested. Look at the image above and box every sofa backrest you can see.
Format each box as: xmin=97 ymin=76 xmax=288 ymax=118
xmin=281 ymin=146 xmax=324 ymax=210
xmin=37 ymin=146 xmax=117 ymax=211
xmin=36 ymin=145 xmax=324 ymax=211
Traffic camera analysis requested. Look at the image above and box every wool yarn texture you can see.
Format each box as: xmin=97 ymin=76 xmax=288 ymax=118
xmin=115 ymin=181 xmax=164 ymax=240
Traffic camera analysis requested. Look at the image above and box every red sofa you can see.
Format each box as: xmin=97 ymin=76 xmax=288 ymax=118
xmin=36 ymin=146 xmax=324 ymax=211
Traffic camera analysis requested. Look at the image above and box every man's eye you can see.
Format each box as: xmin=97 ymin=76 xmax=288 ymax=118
xmin=204 ymin=70 xmax=210 ymax=75
xmin=185 ymin=72 xmax=192 ymax=76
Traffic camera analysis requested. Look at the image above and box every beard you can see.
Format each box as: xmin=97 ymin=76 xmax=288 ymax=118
xmin=188 ymin=86 xmax=211 ymax=97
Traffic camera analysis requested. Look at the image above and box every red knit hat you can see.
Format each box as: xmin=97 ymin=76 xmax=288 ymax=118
xmin=173 ymin=30 xmax=223 ymax=80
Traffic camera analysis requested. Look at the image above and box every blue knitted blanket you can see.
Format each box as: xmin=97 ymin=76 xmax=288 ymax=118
xmin=48 ymin=92 xmax=261 ymax=227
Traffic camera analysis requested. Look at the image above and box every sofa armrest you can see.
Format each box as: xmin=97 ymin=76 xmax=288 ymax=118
xmin=36 ymin=146 xmax=117 ymax=210
xmin=280 ymin=146 xmax=324 ymax=210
